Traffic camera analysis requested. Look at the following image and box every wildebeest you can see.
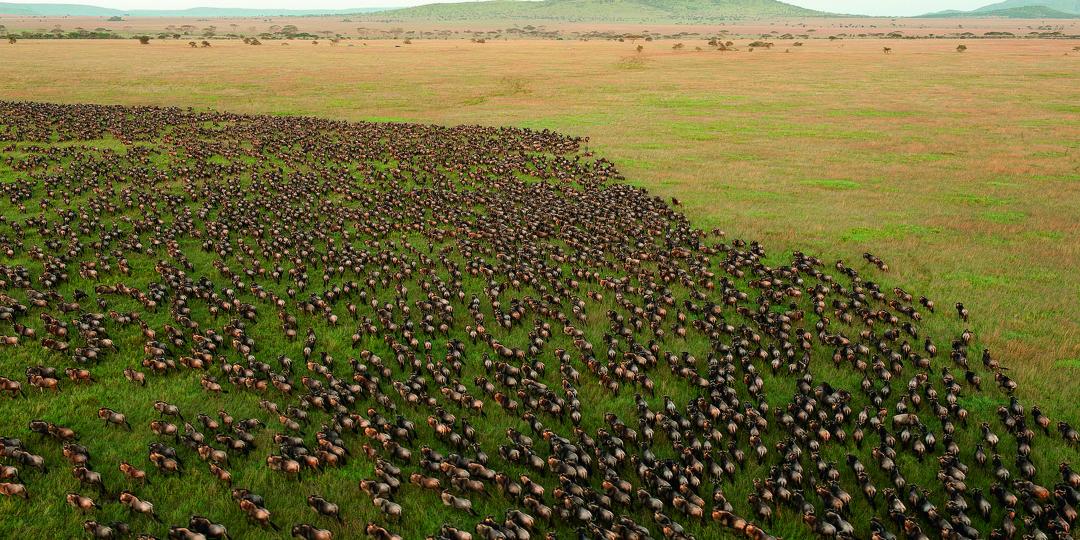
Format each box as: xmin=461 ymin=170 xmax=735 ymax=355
xmin=0 ymin=100 xmax=1070 ymax=540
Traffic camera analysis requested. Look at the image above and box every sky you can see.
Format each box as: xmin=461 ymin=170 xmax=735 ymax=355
xmin=1 ymin=0 xmax=998 ymax=17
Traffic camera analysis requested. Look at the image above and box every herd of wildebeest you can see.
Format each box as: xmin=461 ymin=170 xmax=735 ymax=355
xmin=0 ymin=101 xmax=1077 ymax=540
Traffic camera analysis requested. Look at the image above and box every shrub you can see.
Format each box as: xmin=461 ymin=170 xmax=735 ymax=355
xmin=137 ymin=36 xmax=150 ymax=45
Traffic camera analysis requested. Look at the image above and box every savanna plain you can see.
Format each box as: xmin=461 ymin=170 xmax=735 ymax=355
xmin=0 ymin=31 xmax=1078 ymax=540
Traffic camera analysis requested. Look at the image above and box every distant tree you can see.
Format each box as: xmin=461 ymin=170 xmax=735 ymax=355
xmin=7 ymin=36 xmax=16 ymax=45
xmin=956 ymin=44 xmax=967 ymax=52
xmin=403 ymin=38 xmax=412 ymax=44
xmin=137 ymin=35 xmax=150 ymax=45
xmin=107 ymin=16 xmax=123 ymax=21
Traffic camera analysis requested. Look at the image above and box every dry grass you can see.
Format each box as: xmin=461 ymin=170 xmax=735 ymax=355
xmin=0 ymin=36 xmax=1078 ymax=421
xmin=2 ymin=14 xmax=1079 ymax=38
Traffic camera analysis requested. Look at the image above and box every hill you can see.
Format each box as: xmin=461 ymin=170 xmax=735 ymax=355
xmin=360 ymin=0 xmax=830 ymax=23
xmin=920 ymin=5 xmax=1080 ymax=17
xmin=0 ymin=2 xmax=387 ymax=17
xmin=919 ymin=0 xmax=1080 ymax=17
xmin=973 ymin=0 xmax=1080 ymax=14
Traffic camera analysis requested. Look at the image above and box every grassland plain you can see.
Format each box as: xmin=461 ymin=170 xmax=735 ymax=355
xmin=3 ymin=14 xmax=1079 ymax=41
xmin=0 ymin=37 xmax=1077 ymax=539
xmin=1 ymin=97 xmax=1077 ymax=540
xmin=3 ymin=37 xmax=1076 ymax=412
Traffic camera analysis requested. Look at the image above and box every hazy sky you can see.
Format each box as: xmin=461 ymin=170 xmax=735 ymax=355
xmin=4 ymin=0 xmax=997 ymax=17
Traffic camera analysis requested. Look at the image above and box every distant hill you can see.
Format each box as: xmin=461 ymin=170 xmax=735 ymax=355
xmin=972 ymin=0 xmax=1080 ymax=14
xmin=0 ymin=0 xmax=828 ymax=22
xmin=919 ymin=0 xmax=1080 ymax=17
xmin=920 ymin=5 xmax=1079 ymax=17
xmin=360 ymin=0 xmax=830 ymax=24
xmin=0 ymin=3 xmax=387 ymax=17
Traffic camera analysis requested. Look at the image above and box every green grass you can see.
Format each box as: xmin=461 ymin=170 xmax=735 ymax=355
xmin=800 ymin=179 xmax=861 ymax=190
xmin=827 ymin=108 xmax=921 ymax=118
xmin=840 ymin=223 xmax=940 ymax=242
xmin=945 ymin=270 xmax=1012 ymax=288
xmin=981 ymin=210 xmax=1026 ymax=224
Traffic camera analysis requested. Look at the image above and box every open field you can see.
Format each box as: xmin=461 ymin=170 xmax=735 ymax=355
xmin=1 ymin=37 xmax=1077 ymax=410
xmin=2 ymin=14 xmax=1079 ymax=39
xmin=0 ymin=35 xmax=1078 ymax=540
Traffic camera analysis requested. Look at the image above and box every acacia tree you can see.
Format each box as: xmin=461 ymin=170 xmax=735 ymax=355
xmin=137 ymin=35 xmax=150 ymax=44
